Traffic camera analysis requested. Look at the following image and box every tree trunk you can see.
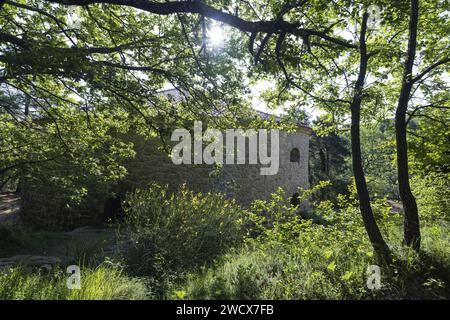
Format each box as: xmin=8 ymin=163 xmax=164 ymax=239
xmin=24 ymin=94 xmax=30 ymax=116
xmin=395 ymin=0 xmax=421 ymax=250
xmin=351 ymin=13 xmax=391 ymax=264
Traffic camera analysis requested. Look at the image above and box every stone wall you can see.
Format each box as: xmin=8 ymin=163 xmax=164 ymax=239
xmin=123 ymin=129 xmax=311 ymax=206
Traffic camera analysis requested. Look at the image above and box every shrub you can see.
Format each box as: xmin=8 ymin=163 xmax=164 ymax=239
xmin=121 ymin=184 xmax=246 ymax=294
xmin=183 ymin=241 xmax=374 ymax=300
xmin=411 ymin=172 xmax=450 ymax=223
xmin=179 ymin=186 xmax=450 ymax=300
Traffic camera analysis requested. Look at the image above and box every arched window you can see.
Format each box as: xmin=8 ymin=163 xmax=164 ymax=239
xmin=290 ymin=148 xmax=300 ymax=163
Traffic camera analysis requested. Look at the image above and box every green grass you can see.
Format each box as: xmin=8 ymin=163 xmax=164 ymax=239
xmin=0 ymin=264 xmax=149 ymax=300
xmin=0 ymin=224 xmax=148 ymax=300
xmin=3 ymin=222 xmax=448 ymax=300
xmin=1 ymin=185 xmax=449 ymax=300
xmin=177 ymin=221 xmax=450 ymax=300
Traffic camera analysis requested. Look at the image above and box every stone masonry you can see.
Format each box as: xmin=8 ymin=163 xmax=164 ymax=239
xmin=123 ymin=125 xmax=312 ymax=206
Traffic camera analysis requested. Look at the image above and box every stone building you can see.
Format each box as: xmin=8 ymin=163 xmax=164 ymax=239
xmin=17 ymin=91 xmax=312 ymax=229
xmin=122 ymin=92 xmax=312 ymax=206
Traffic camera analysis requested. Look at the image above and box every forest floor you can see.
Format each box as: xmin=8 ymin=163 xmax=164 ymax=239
xmin=1 ymin=193 xmax=448 ymax=300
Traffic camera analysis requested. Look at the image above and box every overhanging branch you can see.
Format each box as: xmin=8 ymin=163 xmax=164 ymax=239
xmin=413 ymin=57 xmax=450 ymax=83
xmin=45 ymin=0 xmax=357 ymax=49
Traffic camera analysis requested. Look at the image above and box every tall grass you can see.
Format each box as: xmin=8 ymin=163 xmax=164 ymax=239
xmin=0 ymin=265 xmax=148 ymax=300
xmin=177 ymin=188 xmax=450 ymax=300
xmin=123 ymin=184 xmax=245 ymax=268
xmin=181 ymin=224 xmax=450 ymax=299
xmin=1 ymin=183 xmax=448 ymax=300
xmin=121 ymin=184 xmax=245 ymax=296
